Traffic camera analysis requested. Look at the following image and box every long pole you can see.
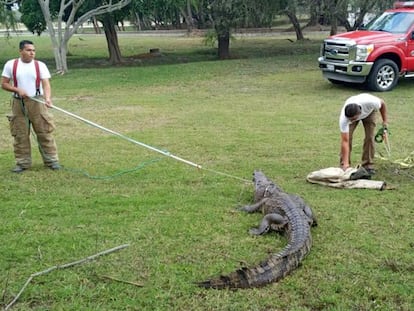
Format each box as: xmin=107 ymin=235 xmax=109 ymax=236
xmin=31 ymin=97 xmax=202 ymax=169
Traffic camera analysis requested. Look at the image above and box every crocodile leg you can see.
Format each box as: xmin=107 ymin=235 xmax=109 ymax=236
xmin=250 ymin=213 xmax=286 ymax=235
xmin=289 ymin=193 xmax=317 ymax=227
xmin=239 ymin=198 xmax=268 ymax=213
xmin=303 ymin=204 xmax=318 ymax=226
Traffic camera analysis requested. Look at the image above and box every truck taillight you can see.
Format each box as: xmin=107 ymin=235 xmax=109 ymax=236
xmin=394 ymin=1 xmax=414 ymax=8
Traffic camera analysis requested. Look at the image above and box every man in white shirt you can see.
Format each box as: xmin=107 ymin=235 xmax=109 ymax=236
xmin=339 ymin=93 xmax=388 ymax=175
xmin=1 ymin=40 xmax=60 ymax=173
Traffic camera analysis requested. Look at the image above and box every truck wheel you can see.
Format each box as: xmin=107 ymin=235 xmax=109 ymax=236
xmin=367 ymin=59 xmax=399 ymax=92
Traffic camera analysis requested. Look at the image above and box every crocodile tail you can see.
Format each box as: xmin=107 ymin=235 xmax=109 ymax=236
xmin=197 ymin=255 xmax=295 ymax=289
xmin=198 ymin=256 xmax=300 ymax=289
xmin=198 ymin=236 xmax=312 ymax=289
xmin=197 ymin=267 xmax=253 ymax=289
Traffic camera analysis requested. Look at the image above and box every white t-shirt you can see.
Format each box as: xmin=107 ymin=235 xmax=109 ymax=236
xmin=339 ymin=93 xmax=382 ymax=133
xmin=1 ymin=58 xmax=51 ymax=97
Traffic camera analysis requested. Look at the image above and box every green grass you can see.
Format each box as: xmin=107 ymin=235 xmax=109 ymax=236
xmin=1 ymin=33 xmax=413 ymax=311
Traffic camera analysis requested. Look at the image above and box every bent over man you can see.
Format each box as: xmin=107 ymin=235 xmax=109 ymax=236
xmin=1 ymin=40 xmax=60 ymax=173
xmin=339 ymin=93 xmax=388 ymax=175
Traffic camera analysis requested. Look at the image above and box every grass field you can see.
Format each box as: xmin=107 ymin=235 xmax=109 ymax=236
xmin=0 ymin=33 xmax=413 ymax=311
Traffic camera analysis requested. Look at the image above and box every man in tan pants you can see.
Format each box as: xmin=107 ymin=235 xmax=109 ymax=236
xmin=1 ymin=40 xmax=60 ymax=173
xmin=339 ymin=93 xmax=388 ymax=175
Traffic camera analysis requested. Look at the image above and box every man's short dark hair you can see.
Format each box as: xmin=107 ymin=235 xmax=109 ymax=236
xmin=19 ymin=40 xmax=34 ymax=50
xmin=344 ymin=103 xmax=361 ymax=118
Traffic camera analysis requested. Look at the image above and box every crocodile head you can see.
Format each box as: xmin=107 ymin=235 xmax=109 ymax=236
xmin=252 ymin=170 xmax=283 ymax=201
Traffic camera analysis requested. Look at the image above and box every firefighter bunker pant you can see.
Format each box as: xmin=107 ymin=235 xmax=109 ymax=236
xmin=342 ymin=110 xmax=377 ymax=169
xmin=8 ymin=97 xmax=59 ymax=169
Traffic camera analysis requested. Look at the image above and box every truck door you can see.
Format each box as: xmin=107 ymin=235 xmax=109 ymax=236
xmin=406 ymin=26 xmax=414 ymax=71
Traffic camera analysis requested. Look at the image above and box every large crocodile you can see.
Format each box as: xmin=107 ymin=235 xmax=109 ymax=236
xmin=198 ymin=170 xmax=317 ymax=289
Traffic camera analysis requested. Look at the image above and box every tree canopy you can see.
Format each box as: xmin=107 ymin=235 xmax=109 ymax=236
xmin=1 ymin=0 xmax=398 ymax=66
xmin=40 ymin=0 xmax=132 ymax=73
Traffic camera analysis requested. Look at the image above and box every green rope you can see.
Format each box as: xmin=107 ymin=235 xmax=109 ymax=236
xmin=60 ymin=158 xmax=163 ymax=180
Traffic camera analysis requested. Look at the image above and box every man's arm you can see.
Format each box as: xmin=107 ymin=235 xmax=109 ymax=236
xmin=1 ymin=76 xmax=27 ymax=98
xmin=41 ymin=78 xmax=52 ymax=107
xmin=379 ymin=100 xmax=388 ymax=127
xmin=340 ymin=132 xmax=350 ymax=170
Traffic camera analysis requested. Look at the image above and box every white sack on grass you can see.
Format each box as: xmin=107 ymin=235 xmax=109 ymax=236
xmin=306 ymin=167 xmax=387 ymax=190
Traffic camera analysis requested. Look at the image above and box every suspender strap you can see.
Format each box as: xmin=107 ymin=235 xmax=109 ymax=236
xmin=12 ymin=58 xmax=19 ymax=88
xmin=34 ymin=60 xmax=40 ymax=95
xmin=12 ymin=58 xmax=41 ymax=96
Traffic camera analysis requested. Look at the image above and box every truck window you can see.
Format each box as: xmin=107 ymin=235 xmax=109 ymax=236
xmin=367 ymin=12 xmax=414 ymax=34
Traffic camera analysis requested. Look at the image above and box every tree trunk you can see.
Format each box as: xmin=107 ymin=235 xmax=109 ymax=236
xmin=330 ymin=15 xmax=338 ymax=35
xmin=92 ymin=16 xmax=101 ymax=34
xmin=39 ymin=7 xmax=67 ymax=72
xmin=328 ymin=1 xmax=340 ymax=36
xmin=285 ymin=10 xmax=305 ymax=41
xmin=55 ymin=43 xmax=68 ymax=73
xmin=217 ymin=31 xmax=230 ymax=59
xmin=100 ymin=15 xmax=122 ymax=65
xmin=183 ymin=0 xmax=194 ymax=33
xmin=134 ymin=12 xmax=142 ymax=31
xmin=307 ymin=0 xmax=321 ymax=27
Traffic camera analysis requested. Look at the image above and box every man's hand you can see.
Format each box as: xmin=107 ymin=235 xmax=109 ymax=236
xmin=16 ymin=88 xmax=28 ymax=98
xmin=44 ymin=98 xmax=53 ymax=108
xmin=382 ymin=124 xmax=389 ymax=138
xmin=382 ymin=130 xmax=388 ymax=141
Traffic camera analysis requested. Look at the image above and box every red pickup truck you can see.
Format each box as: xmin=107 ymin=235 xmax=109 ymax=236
xmin=318 ymin=1 xmax=414 ymax=92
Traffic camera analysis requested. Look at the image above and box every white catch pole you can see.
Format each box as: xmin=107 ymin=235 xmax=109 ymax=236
xmin=31 ymin=97 xmax=202 ymax=169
